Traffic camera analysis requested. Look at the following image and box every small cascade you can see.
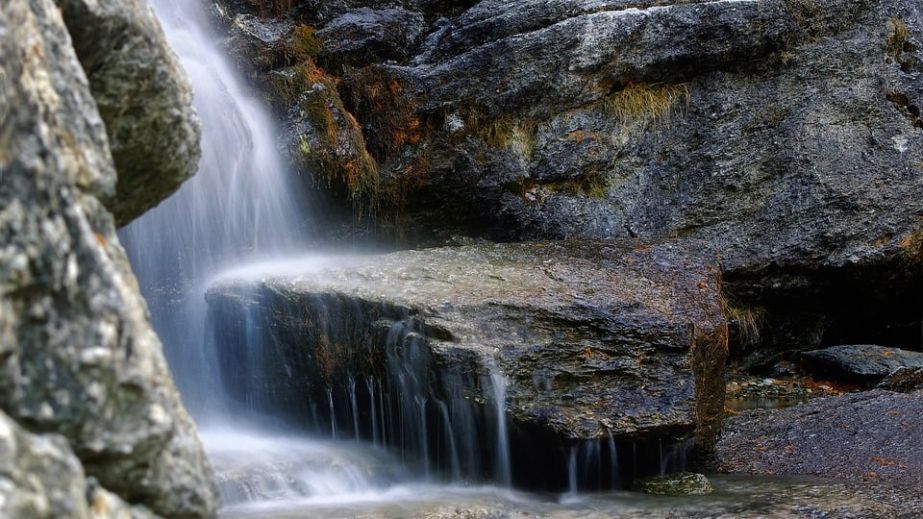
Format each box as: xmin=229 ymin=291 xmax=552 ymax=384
xmin=128 ymin=0 xmax=708 ymax=512
xmin=203 ymin=430 xmax=407 ymax=506
xmin=205 ymin=284 xmax=698 ymax=497
xmin=489 ymin=367 xmax=513 ymax=487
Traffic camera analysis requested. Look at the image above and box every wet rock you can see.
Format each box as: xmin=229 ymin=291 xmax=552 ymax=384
xmin=55 ymin=0 xmax=201 ymax=226
xmin=317 ymin=8 xmax=427 ymax=70
xmin=217 ymin=0 xmax=923 ymax=351
xmin=878 ymin=366 xmax=923 ymax=392
xmin=801 ymin=345 xmax=923 ymax=384
xmin=206 ymin=241 xmax=727 ymax=447
xmin=0 ymin=0 xmax=215 ymax=516
xmin=224 ymin=13 xmax=296 ymax=72
xmin=0 ymin=410 xmax=156 ymax=519
xmin=267 ymin=62 xmax=379 ymax=212
xmin=637 ymin=472 xmax=713 ymax=496
xmin=342 ymin=0 xmax=923 ymax=279
xmin=716 ymin=390 xmax=923 ymax=490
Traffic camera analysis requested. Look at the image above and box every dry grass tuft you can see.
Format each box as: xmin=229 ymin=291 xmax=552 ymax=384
xmin=722 ymin=300 xmax=765 ymax=347
xmin=606 ymin=82 xmax=690 ymax=127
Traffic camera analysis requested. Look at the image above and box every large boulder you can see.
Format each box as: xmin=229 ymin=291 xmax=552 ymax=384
xmin=801 ymin=344 xmax=923 ymax=384
xmin=0 ymin=0 xmax=215 ymax=516
xmin=342 ymin=0 xmax=923 ymax=279
xmin=54 ymin=0 xmax=201 ymax=226
xmin=205 ymin=241 xmax=727 ymax=472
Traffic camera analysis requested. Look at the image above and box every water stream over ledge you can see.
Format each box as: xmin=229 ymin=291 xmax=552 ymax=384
xmin=113 ymin=1 xmax=893 ymax=517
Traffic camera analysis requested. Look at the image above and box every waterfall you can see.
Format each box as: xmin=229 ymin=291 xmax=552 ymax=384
xmin=119 ymin=0 xmax=308 ymax=418
xmin=115 ymin=0 xmax=692 ymax=513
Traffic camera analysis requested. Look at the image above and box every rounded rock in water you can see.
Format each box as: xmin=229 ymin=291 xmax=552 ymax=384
xmin=637 ymin=472 xmax=714 ymax=496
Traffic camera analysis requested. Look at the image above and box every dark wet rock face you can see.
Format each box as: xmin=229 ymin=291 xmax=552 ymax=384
xmin=801 ymin=345 xmax=923 ymax=384
xmin=0 ymin=0 xmax=215 ymax=516
xmin=54 ymin=0 xmax=201 ymax=226
xmin=207 ymin=241 xmax=726 ymax=441
xmin=717 ymin=390 xmax=923 ymax=491
xmin=317 ymin=8 xmax=427 ymax=71
xmin=214 ymin=0 xmax=923 ymax=354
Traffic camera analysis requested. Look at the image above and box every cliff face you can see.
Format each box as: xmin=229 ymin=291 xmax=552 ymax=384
xmin=218 ymin=0 xmax=923 ymax=359
xmin=0 ymin=0 xmax=215 ymax=517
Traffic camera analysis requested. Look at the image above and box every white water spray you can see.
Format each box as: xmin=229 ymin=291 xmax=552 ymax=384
xmin=120 ymin=0 xmax=308 ymax=417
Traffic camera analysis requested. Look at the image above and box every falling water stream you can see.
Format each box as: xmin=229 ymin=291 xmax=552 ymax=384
xmin=116 ymin=1 xmax=862 ymax=517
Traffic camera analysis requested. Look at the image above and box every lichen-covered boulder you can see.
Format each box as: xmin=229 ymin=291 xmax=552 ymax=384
xmin=0 ymin=0 xmax=215 ymax=516
xmin=0 ymin=410 xmax=157 ymax=519
xmin=54 ymin=0 xmax=201 ymax=226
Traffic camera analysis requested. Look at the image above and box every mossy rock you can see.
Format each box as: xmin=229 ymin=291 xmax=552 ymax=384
xmin=637 ymin=472 xmax=714 ymax=496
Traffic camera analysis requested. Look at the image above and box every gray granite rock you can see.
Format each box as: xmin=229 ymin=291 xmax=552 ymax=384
xmin=0 ymin=0 xmax=215 ymax=516
xmin=55 ymin=0 xmax=201 ymax=226
xmin=0 ymin=410 xmax=157 ymax=519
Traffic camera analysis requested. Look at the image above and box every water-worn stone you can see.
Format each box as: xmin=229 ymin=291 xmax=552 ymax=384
xmin=717 ymin=390 xmax=923 ymax=490
xmin=206 ymin=241 xmax=727 ymax=445
xmin=317 ymin=8 xmax=427 ymax=71
xmin=0 ymin=410 xmax=157 ymax=519
xmin=637 ymin=472 xmax=714 ymax=496
xmin=54 ymin=0 xmax=201 ymax=226
xmin=0 ymin=0 xmax=215 ymax=516
xmin=801 ymin=345 xmax=923 ymax=384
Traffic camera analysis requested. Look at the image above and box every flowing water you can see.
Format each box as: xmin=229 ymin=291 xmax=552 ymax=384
xmin=120 ymin=0 xmax=308 ymax=418
xmin=117 ymin=1 xmax=865 ymax=517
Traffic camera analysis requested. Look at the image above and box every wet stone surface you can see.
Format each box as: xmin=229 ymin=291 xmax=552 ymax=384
xmin=206 ymin=241 xmax=727 ymax=443
xmin=717 ymin=389 xmax=923 ymax=491
xmin=801 ymin=345 xmax=923 ymax=384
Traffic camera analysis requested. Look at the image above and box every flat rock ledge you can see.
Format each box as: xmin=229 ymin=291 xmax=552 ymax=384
xmin=207 ymin=240 xmax=727 ymax=447
xmin=716 ymin=389 xmax=923 ymax=491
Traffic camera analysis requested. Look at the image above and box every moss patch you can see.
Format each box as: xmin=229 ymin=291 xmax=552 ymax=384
xmin=288 ymin=25 xmax=321 ymax=62
xmin=273 ymin=61 xmax=380 ymax=216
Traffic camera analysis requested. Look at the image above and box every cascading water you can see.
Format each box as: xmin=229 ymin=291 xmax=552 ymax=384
xmin=120 ymin=0 xmax=693 ymax=515
xmin=119 ymin=0 xmax=307 ymax=418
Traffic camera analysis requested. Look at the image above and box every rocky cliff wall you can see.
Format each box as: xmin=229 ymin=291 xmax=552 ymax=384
xmin=0 ymin=0 xmax=215 ymax=517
